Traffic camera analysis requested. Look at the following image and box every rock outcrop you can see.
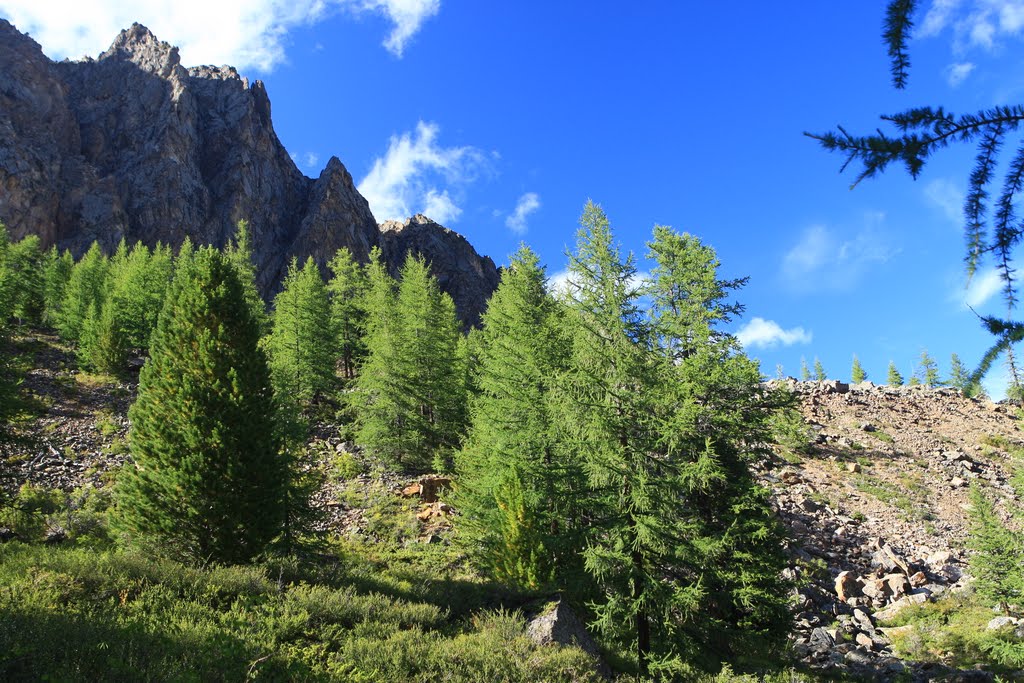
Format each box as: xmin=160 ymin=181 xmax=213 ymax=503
xmin=380 ymin=215 xmax=500 ymax=326
xmin=0 ymin=21 xmax=497 ymax=325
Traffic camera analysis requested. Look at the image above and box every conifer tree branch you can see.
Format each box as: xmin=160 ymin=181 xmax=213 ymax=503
xmin=884 ymin=0 xmax=918 ymax=89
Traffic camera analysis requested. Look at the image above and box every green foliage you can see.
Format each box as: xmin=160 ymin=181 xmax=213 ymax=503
xmin=455 ymin=245 xmax=578 ymax=590
xmin=885 ymin=589 xmax=1024 ymax=674
xmin=57 ymin=242 xmax=109 ymax=342
xmin=41 ymin=246 xmax=74 ymax=327
xmin=353 ymin=250 xmax=466 ymax=472
xmin=327 ymin=247 xmax=369 ymax=381
xmin=106 ymin=242 xmax=173 ymax=350
xmin=7 ymin=234 xmax=45 ymax=325
xmin=556 ymin=203 xmax=790 ymax=675
xmin=851 ymin=354 xmax=866 ymax=383
xmin=266 ymin=256 xmax=336 ymax=409
xmin=223 ymin=219 xmax=268 ymax=334
xmin=115 ymin=247 xmax=287 ymax=564
xmin=770 ymin=407 xmax=815 ymax=459
xmin=77 ymin=299 xmax=129 ymax=375
xmin=0 ymin=544 xmax=603 ymax=683
xmin=948 ymin=352 xmax=983 ymax=397
xmin=0 ymin=483 xmax=113 ymax=545
xmin=812 ymin=356 xmax=826 ymax=381
xmin=915 ymin=348 xmax=941 ymax=387
xmin=888 ymin=360 xmax=905 ymax=387
xmin=967 ymin=483 xmax=1024 ymax=607
xmin=799 ymin=356 xmax=810 ymax=381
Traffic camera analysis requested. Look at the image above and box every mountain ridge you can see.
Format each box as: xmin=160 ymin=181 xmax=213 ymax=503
xmin=0 ymin=20 xmax=498 ymax=325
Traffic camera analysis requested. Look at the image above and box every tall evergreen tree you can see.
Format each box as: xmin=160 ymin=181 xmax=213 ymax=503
xmin=455 ymin=245 xmax=578 ymax=589
xmin=7 ymin=235 xmax=45 ymax=325
xmin=224 ymin=220 xmax=268 ymax=334
xmin=948 ymin=352 xmax=982 ymax=397
xmin=78 ymin=300 xmax=128 ymax=375
xmin=115 ymin=247 xmax=286 ymax=564
xmin=800 ymin=357 xmax=811 ymax=381
xmin=326 ymin=247 xmax=368 ymax=380
xmin=558 ymin=204 xmax=788 ymax=675
xmin=851 ymin=355 xmax=867 ymax=383
xmin=58 ymin=242 xmax=109 ymax=342
xmin=265 ymin=256 xmax=335 ymax=409
xmin=107 ymin=242 xmax=174 ymax=350
xmin=41 ymin=247 xmax=74 ymax=328
xmin=887 ymin=361 xmax=904 ymax=387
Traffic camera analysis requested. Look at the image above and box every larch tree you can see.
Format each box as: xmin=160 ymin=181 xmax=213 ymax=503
xmin=800 ymin=357 xmax=811 ymax=381
xmin=58 ymin=242 xmax=109 ymax=343
xmin=813 ymin=357 xmax=827 ymax=381
xmin=265 ymin=256 xmax=336 ymax=410
xmin=326 ymin=247 xmax=368 ymax=381
xmin=115 ymin=247 xmax=286 ymax=564
xmin=851 ymin=355 xmax=867 ymax=383
xmin=887 ymin=361 xmax=904 ymax=387
xmin=224 ymin=220 xmax=268 ymax=334
xmin=454 ymin=244 xmax=579 ymax=590
xmin=917 ymin=349 xmax=940 ymax=387
xmin=556 ymin=203 xmax=790 ymax=676
xmin=7 ymin=235 xmax=45 ymax=325
xmin=41 ymin=247 xmax=74 ymax=328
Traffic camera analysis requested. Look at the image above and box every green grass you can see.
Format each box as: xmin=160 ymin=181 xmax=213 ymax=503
xmin=0 ymin=543 xmax=605 ymax=682
xmin=884 ymin=590 xmax=1024 ymax=674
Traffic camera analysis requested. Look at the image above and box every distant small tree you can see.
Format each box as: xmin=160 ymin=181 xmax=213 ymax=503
xmin=917 ymin=349 xmax=941 ymax=387
xmin=775 ymin=363 xmax=785 ymax=380
xmin=800 ymin=357 xmax=810 ymax=381
xmin=948 ymin=353 xmax=983 ymax=397
xmin=887 ymin=361 xmax=904 ymax=387
xmin=851 ymin=355 xmax=867 ymax=383
xmin=813 ymin=357 xmax=827 ymax=381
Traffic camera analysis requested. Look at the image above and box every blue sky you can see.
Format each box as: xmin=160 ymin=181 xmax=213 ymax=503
xmin=5 ymin=1 xmax=1024 ymax=395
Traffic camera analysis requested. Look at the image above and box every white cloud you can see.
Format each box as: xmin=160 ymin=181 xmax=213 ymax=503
xmin=959 ymin=267 xmax=1004 ymax=308
xmin=546 ymin=268 xmax=650 ymax=299
xmin=781 ymin=219 xmax=896 ymax=291
xmin=924 ymin=177 xmax=965 ymax=224
xmin=946 ymin=60 xmax=976 ymax=85
xmin=0 ymin=0 xmax=437 ymax=72
xmin=505 ymin=192 xmax=541 ymax=234
xmin=303 ymin=152 xmax=320 ymax=169
xmin=920 ymin=0 xmax=963 ymax=37
xmin=422 ymin=189 xmax=461 ymax=224
xmin=736 ymin=317 xmax=812 ymax=350
xmin=360 ymin=0 xmax=439 ymax=57
xmin=918 ymin=0 xmax=1024 ymax=55
xmin=357 ymin=120 xmax=488 ymax=224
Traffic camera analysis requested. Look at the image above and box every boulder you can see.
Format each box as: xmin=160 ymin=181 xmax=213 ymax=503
xmin=527 ymin=600 xmax=611 ymax=679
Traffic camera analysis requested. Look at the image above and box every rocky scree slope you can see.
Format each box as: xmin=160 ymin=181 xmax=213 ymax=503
xmin=763 ymin=379 xmax=1024 ymax=680
xmin=0 ymin=21 xmax=498 ymax=325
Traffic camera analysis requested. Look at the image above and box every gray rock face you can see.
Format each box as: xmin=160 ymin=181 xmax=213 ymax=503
xmin=380 ymin=214 xmax=500 ymax=327
xmin=0 ymin=21 xmax=497 ymax=325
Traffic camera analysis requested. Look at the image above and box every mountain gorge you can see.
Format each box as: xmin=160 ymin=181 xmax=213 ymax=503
xmin=0 ymin=21 xmax=498 ymax=325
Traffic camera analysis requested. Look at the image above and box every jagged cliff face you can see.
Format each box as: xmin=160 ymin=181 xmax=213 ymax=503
xmin=0 ymin=21 xmax=498 ymax=325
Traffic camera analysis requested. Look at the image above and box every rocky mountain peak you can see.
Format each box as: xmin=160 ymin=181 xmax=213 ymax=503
xmin=99 ymin=23 xmax=182 ymax=78
xmin=378 ymin=214 xmax=500 ymax=326
xmin=0 ymin=21 xmax=499 ymax=326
